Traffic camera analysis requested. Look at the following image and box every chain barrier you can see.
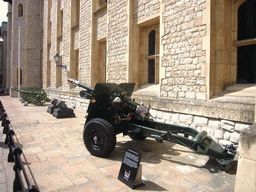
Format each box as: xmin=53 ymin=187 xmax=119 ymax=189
xmin=0 ymin=101 xmax=39 ymax=192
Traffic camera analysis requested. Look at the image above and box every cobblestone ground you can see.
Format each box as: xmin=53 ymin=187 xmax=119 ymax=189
xmin=0 ymin=95 xmax=237 ymax=192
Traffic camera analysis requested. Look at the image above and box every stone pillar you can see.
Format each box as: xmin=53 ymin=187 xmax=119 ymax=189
xmin=234 ymin=124 xmax=256 ymax=192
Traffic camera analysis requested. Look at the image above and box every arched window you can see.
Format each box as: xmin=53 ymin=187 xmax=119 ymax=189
xmin=18 ymin=3 xmax=23 ymax=17
xmin=0 ymin=74 xmax=3 ymax=86
xmin=148 ymin=30 xmax=156 ymax=83
xmin=237 ymin=0 xmax=256 ymax=83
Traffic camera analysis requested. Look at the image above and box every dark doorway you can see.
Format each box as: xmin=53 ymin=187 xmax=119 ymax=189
xmin=148 ymin=30 xmax=155 ymax=83
xmin=148 ymin=59 xmax=155 ymax=83
xmin=0 ymin=74 xmax=3 ymax=86
xmin=237 ymin=0 xmax=256 ymax=83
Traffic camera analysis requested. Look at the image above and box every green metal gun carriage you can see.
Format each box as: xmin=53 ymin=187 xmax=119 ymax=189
xmin=68 ymin=78 xmax=237 ymax=167
xmin=18 ymin=87 xmax=49 ymax=106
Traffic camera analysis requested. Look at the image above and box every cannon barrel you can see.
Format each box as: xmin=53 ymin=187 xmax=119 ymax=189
xmin=68 ymin=78 xmax=94 ymax=92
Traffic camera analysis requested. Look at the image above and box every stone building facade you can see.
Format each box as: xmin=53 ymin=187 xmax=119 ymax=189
xmin=5 ymin=0 xmax=43 ymax=97
xmin=0 ymin=21 xmax=7 ymax=89
xmin=4 ymin=0 xmax=255 ymax=145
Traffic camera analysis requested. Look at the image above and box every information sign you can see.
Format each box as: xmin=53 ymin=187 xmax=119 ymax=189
xmin=118 ymin=146 xmax=143 ymax=189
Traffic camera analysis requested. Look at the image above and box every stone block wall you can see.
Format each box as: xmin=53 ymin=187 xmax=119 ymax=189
xmin=235 ymin=124 xmax=256 ymax=192
xmin=42 ymin=0 xmax=254 ymax=149
xmin=150 ymin=109 xmax=251 ymax=146
xmin=0 ymin=22 xmax=7 ymax=88
xmin=107 ymin=0 xmax=128 ymax=83
xmin=79 ymin=0 xmax=92 ymax=85
xmin=8 ymin=0 xmax=42 ymax=96
xmin=134 ymin=0 xmax=160 ymax=22
xmin=43 ymin=0 xmax=92 ymax=88
xmin=161 ymin=0 xmax=207 ymax=101
xmin=48 ymin=90 xmax=90 ymax=112
xmin=95 ymin=8 xmax=107 ymax=40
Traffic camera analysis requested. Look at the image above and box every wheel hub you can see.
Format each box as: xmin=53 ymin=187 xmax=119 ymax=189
xmin=93 ymin=136 xmax=98 ymax=144
xmin=91 ymin=131 xmax=103 ymax=146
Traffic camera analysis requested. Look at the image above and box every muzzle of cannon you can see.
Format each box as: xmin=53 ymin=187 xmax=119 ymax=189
xmin=18 ymin=87 xmax=49 ymax=106
xmin=68 ymin=78 xmax=94 ymax=99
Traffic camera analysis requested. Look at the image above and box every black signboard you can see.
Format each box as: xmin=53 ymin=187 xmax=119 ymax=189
xmin=118 ymin=146 xmax=143 ymax=189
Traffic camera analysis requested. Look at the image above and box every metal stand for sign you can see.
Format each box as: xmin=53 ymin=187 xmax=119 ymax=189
xmin=134 ymin=164 xmax=142 ymax=187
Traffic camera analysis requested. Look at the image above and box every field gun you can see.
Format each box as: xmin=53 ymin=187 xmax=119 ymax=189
xmin=68 ymin=78 xmax=237 ymax=167
xmin=18 ymin=87 xmax=49 ymax=106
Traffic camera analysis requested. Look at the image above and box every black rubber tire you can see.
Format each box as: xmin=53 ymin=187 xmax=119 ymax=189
xmin=83 ymin=118 xmax=116 ymax=157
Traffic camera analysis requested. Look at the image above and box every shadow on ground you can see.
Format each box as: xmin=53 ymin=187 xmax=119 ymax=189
xmin=105 ymin=137 xmax=237 ymax=175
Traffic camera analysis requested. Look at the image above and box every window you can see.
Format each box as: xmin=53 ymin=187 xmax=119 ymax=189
xmin=57 ymin=0 xmax=63 ymax=38
xmin=0 ymin=74 xmax=3 ymax=86
xmin=95 ymin=40 xmax=107 ymax=83
xmin=70 ymin=49 xmax=79 ymax=88
xmin=94 ymin=0 xmax=107 ymax=12
xmin=47 ymin=45 xmax=51 ymax=87
xmin=148 ymin=30 xmax=156 ymax=83
xmin=209 ymin=0 xmax=256 ymax=97
xmin=18 ymin=3 xmax=23 ymax=17
xmin=236 ymin=0 xmax=256 ymax=83
xmin=143 ymin=25 xmax=159 ymax=85
xmin=99 ymin=0 xmax=107 ymax=7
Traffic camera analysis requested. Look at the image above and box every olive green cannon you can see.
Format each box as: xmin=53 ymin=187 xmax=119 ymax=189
xmin=68 ymin=78 xmax=237 ymax=168
xmin=18 ymin=87 xmax=49 ymax=106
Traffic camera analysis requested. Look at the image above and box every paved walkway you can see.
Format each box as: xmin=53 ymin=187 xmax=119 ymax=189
xmin=0 ymin=95 xmax=237 ymax=192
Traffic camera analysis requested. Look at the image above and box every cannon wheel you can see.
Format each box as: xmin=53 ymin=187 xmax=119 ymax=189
xmin=83 ymin=118 xmax=116 ymax=157
xmin=33 ymin=89 xmax=47 ymax=106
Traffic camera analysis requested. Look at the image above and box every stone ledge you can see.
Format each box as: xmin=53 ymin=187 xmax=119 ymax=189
xmin=44 ymin=87 xmax=255 ymax=123
xmin=235 ymin=124 xmax=256 ymax=192
xmin=44 ymin=88 xmax=80 ymax=98
xmin=132 ymin=92 xmax=255 ymax=124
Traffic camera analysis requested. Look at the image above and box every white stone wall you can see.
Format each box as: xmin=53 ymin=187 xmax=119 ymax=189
xmin=150 ymin=109 xmax=251 ymax=145
xmin=42 ymin=0 xmax=253 ymax=148
xmin=95 ymin=8 xmax=107 ymax=40
xmin=161 ymin=0 xmax=207 ymax=101
xmin=107 ymin=0 xmax=128 ymax=83
xmin=8 ymin=0 xmax=42 ymax=93
xmin=134 ymin=0 xmax=160 ymax=22
xmin=79 ymin=0 xmax=92 ymax=85
xmin=48 ymin=91 xmax=90 ymax=112
xmin=43 ymin=0 xmax=209 ymax=99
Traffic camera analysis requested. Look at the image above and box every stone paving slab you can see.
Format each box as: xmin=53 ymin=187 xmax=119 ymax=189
xmin=0 ymin=96 xmax=236 ymax=191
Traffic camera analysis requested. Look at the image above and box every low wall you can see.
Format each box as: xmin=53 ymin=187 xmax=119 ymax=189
xmin=45 ymin=88 xmax=252 ymax=146
xmin=235 ymin=124 xmax=256 ymax=192
xmin=149 ymin=108 xmax=251 ymax=146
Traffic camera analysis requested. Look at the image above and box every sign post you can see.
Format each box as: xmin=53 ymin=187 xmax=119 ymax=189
xmin=118 ymin=146 xmax=143 ymax=189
